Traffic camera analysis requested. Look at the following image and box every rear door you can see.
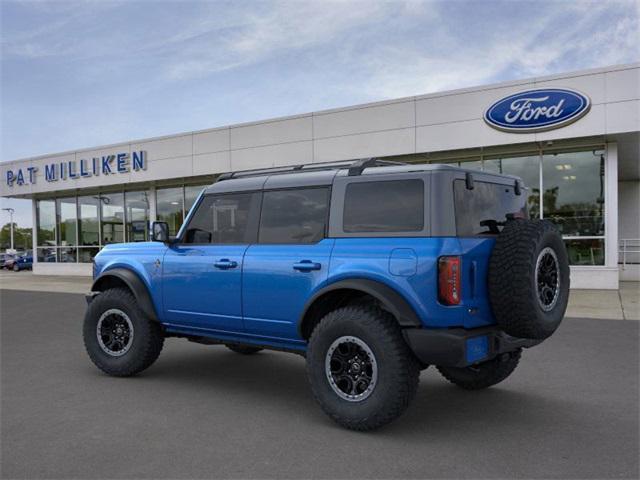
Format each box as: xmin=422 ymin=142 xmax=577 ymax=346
xmin=162 ymin=192 xmax=261 ymax=332
xmin=242 ymin=187 xmax=333 ymax=341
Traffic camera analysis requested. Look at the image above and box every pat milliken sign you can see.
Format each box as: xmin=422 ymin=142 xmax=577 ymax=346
xmin=5 ymin=151 xmax=147 ymax=187
xmin=484 ymin=88 xmax=591 ymax=133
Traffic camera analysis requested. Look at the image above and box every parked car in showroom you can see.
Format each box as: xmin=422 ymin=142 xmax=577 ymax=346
xmin=83 ymin=159 xmax=570 ymax=430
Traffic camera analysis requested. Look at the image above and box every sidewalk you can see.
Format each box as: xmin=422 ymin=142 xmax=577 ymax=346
xmin=1 ymin=271 xmax=638 ymax=320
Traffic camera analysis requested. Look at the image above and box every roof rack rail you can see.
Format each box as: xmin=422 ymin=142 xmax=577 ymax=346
xmin=215 ymin=158 xmax=408 ymax=182
xmin=347 ymin=158 xmax=406 ymax=176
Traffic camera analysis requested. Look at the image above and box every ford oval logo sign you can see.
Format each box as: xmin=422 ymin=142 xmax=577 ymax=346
xmin=484 ymin=88 xmax=591 ymax=133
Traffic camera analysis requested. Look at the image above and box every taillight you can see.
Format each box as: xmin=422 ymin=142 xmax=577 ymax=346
xmin=438 ymin=256 xmax=461 ymax=305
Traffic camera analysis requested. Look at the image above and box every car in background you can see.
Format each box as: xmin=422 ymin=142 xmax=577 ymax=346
xmin=12 ymin=252 xmax=33 ymax=271
xmin=2 ymin=253 xmax=17 ymax=270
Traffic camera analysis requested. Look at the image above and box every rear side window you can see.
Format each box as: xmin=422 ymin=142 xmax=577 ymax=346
xmin=454 ymin=180 xmax=527 ymax=236
xmin=343 ymin=179 xmax=424 ymax=233
xmin=183 ymin=192 xmax=260 ymax=244
xmin=259 ymin=188 xmax=329 ymax=244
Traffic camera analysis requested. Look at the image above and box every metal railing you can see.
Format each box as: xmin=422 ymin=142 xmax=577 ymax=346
xmin=619 ymin=239 xmax=640 ymax=269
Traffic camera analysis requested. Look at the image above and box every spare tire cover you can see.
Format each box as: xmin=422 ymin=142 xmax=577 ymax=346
xmin=488 ymin=219 xmax=570 ymax=340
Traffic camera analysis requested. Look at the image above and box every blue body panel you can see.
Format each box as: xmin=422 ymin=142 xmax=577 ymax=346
xmin=242 ymin=239 xmax=334 ymax=343
xmin=93 ymin=235 xmax=498 ymax=351
xmin=162 ymin=244 xmax=248 ymax=331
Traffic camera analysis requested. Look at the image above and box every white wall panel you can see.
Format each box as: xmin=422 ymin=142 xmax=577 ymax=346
xmin=536 ymin=104 xmax=607 ymax=142
xmin=130 ymin=134 xmax=192 ymax=161
xmin=314 ymin=128 xmax=415 ymax=162
xmin=230 ymin=116 xmax=312 ymax=150
xmin=193 ymin=128 xmax=230 ymax=155
xmin=606 ymin=68 xmax=640 ymax=103
xmin=606 ymin=100 xmax=640 ymax=134
xmin=534 ymin=73 xmax=606 ymax=105
xmin=416 ymin=85 xmax=533 ymax=126
xmin=132 ymin=156 xmax=193 ymax=182
xmin=193 ymin=151 xmax=231 ymax=176
xmin=230 ymin=141 xmax=312 ymax=171
xmin=314 ymin=101 xmax=414 ymax=139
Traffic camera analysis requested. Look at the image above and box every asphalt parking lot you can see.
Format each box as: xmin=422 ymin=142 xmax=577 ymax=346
xmin=1 ymin=289 xmax=638 ymax=479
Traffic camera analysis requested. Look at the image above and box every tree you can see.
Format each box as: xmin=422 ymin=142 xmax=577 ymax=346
xmin=0 ymin=223 xmax=33 ymax=251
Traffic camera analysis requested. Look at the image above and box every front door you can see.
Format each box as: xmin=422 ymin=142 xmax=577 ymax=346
xmin=242 ymin=187 xmax=332 ymax=341
xmin=162 ymin=191 xmax=261 ymax=333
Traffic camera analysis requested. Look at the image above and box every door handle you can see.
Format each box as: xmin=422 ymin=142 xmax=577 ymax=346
xmin=214 ymin=259 xmax=238 ymax=270
xmin=293 ymin=260 xmax=321 ymax=272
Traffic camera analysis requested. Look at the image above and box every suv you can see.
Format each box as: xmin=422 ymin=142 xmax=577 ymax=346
xmin=84 ymin=159 xmax=569 ymax=430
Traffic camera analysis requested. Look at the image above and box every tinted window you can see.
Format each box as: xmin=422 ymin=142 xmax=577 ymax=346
xmin=259 ymin=188 xmax=329 ymax=244
xmin=343 ymin=180 xmax=424 ymax=233
xmin=184 ymin=193 xmax=259 ymax=244
xmin=454 ymin=180 xmax=527 ymax=236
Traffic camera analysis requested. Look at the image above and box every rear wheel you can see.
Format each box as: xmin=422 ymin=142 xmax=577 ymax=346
xmin=225 ymin=344 xmax=263 ymax=355
xmin=437 ymin=349 xmax=521 ymax=390
xmin=83 ymin=287 xmax=164 ymax=376
xmin=306 ymin=305 xmax=420 ymax=431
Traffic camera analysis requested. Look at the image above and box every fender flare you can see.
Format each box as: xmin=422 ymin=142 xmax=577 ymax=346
xmin=91 ymin=267 xmax=158 ymax=321
xmin=299 ymin=278 xmax=423 ymax=335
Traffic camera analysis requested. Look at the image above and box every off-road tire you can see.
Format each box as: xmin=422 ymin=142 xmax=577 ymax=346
xmin=83 ymin=287 xmax=164 ymax=377
xmin=437 ymin=349 xmax=522 ymax=390
xmin=225 ymin=344 xmax=263 ymax=355
xmin=306 ymin=305 xmax=420 ymax=431
xmin=489 ymin=219 xmax=569 ymax=340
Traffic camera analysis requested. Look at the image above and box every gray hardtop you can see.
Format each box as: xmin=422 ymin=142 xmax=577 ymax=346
xmin=204 ymin=160 xmax=524 ymax=195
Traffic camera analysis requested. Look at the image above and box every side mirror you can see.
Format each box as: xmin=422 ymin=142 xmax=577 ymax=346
xmin=151 ymin=221 xmax=170 ymax=243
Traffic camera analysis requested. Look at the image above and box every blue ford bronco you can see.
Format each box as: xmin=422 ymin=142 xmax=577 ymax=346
xmin=84 ymin=158 xmax=569 ymax=430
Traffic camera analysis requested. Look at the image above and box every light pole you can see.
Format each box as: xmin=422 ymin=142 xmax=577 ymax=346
xmin=2 ymin=207 xmax=15 ymax=251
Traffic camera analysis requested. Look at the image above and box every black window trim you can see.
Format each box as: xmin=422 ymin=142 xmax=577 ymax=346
xmin=451 ymin=177 xmax=526 ymax=237
xmin=341 ymin=178 xmax=426 ymax=235
xmin=257 ymin=186 xmax=332 ymax=245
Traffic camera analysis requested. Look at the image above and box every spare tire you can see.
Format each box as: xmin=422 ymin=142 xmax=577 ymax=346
xmin=488 ymin=219 xmax=569 ymax=340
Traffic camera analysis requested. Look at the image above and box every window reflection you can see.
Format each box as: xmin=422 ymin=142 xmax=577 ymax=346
xmin=185 ymin=185 xmax=206 ymax=215
xmin=156 ymin=187 xmax=184 ymax=236
xmin=56 ymin=198 xmax=77 ymax=247
xmin=78 ymin=196 xmax=100 ymax=246
xmin=565 ymin=239 xmax=605 ymax=266
xmin=484 ymin=155 xmax=540 ymax=218
xmin=125 ymin=191 xmax=150 ymax=242
xmin=100 ymin=193 xmax=124 ymax=244
xmin=542 ymin=151 xmax=605 ymax=237
xmin=37 ymin=200 xmax=56 ymax=247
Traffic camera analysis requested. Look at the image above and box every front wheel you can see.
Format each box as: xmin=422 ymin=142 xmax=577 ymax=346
xmin=13 ymin=264 xmax=19 ymax=272
xmin=306 ymin=305 xmax=420 ymax=431
xmin=83 ymin=287 xmax=164 ymax=377
xmin=436 ymin=349 xmax=522 ymax=390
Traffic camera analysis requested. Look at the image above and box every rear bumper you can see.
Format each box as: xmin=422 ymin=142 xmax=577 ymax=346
xmin=402 ymin=326 xmax=541 ymax=368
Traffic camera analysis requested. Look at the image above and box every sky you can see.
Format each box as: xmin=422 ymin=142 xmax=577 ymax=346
xmin=1 ymin=0 xmax=639 ymax=228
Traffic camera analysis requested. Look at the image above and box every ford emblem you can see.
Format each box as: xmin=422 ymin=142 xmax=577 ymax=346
xmin=484 ymin=88 xmax=591 ymax=133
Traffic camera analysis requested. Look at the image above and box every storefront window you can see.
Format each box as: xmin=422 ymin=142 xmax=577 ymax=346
xmin=56 ymin=197 xmax=77 ymax=247
xmin=100 ymin=193 xmax=124 ymax=244
xmin=484 ymin=155 xmax=541 ymax=218
xmin=185 ymin=185 xmax=205 ymax=215
xmin=36 ymin=200 xmax=56 ymax=247
xmin=78 ymin=196 xmax=100 ymax=246
xmin=542 ymin=150 xmax=605 ymax=237
xmin=565 ymin=239 xmax=605 ymax=266
xmin=542 ymin=150 xmax=605 ymax=266
xmin=125 ymin=190 xmax=150 ymax=242
xmin=157 ymin=187 xmax=184 ymax=236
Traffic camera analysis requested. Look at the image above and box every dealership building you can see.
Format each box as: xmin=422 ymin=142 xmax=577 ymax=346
xmin=1 ymin=63 xmax=638 ymax=289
